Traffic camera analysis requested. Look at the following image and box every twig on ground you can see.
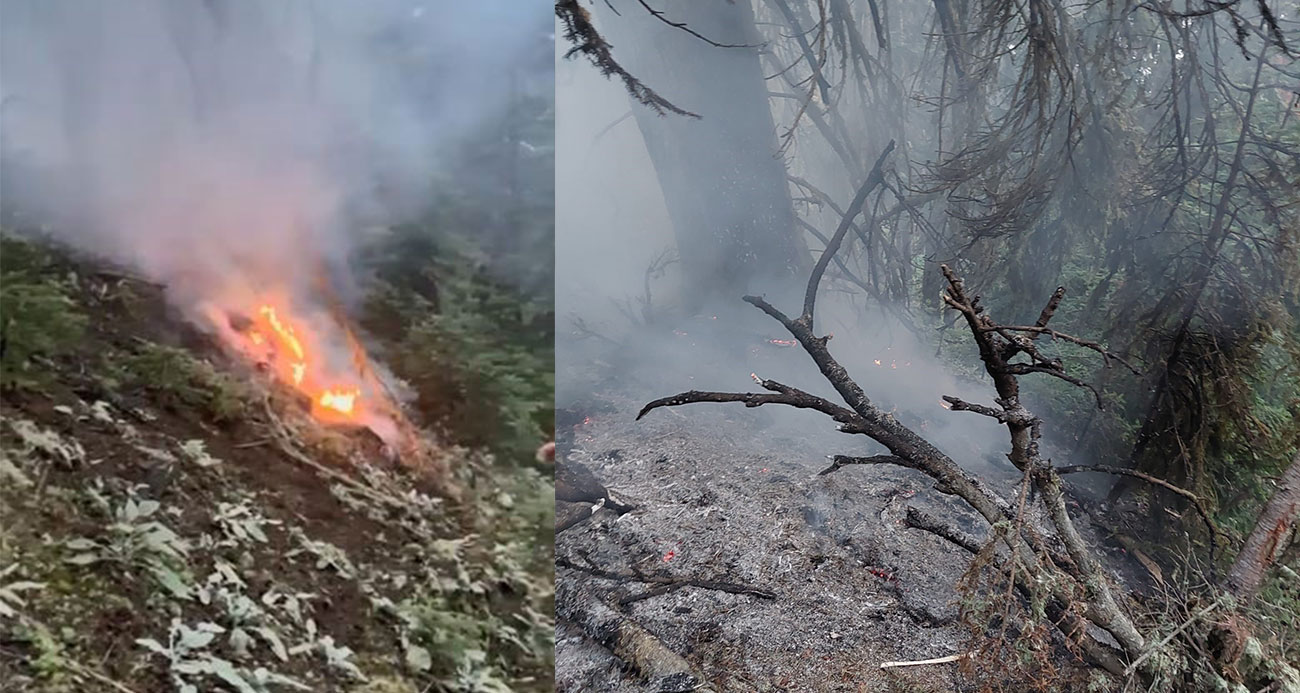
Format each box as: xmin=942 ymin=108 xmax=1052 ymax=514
xmin=879 ymin=653 xmax=967 ymax=668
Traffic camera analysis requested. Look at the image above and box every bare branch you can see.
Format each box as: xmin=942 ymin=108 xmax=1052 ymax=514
xmin=905 ymin=505 xmax=984 ymax=554
xmin=1056 ymin=465 xmax=1224 ymax=547
xmin=981 ymin=324 xmax=1141 ymax=374
xmin=634 ymin=0 xmax=759 ymax=49
xmin=941 ymin=396 xmax=1009 ymax=422
xmin=803 ymin=141 xmax=895 ymax=325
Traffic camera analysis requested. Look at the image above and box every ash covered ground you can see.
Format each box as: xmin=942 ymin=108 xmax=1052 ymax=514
xmin=553 ymin=316 xmax=1140 ymax=692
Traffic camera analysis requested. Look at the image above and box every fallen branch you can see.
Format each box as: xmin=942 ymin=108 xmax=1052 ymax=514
xmin=904 ymin=506 xmax=984 ymax=554
xmin=556 ymin=576 xmax=715 ymax=692
xmin=817 ymin=454 xmax=906 ymax=476
xmin=557 ymin=557 xmax=777 ymax=604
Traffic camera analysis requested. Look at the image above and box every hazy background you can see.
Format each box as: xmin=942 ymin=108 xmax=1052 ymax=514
xmin=555 ymin=27 xmax=1012 ymax=474
xmin=0 ymin=0 xmax=550 ymax=311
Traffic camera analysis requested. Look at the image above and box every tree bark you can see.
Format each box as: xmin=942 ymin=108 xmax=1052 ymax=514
xmin=591 ymin=1 xmax=805 ymax=310
xmin=1226 ymin=449 xmax=1300 ymax=603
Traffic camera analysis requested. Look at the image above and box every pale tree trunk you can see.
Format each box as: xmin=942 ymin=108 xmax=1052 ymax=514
xmin=591 ymin=1 xmax=805 ymax=311
xmin=1226 ymin=449 xmax=1300 ymax=602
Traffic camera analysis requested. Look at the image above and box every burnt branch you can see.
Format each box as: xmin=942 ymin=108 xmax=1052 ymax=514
xmin=817 ymin=454 xmax=907 ymax=476
xmin=636 ymin=375 xmax=865 ymax=432
xmin=905 ymin=506 xmax=984 ymax=554
xmin=980 ymin=324 xmax=1142 ymax=375
xmin=557 ymin=557 xmax=777 ymax=603
xmin=639 ymin=187 xmax=1155 ymax=669
xmin=941 ymin=396 xmax=1009 ymax=422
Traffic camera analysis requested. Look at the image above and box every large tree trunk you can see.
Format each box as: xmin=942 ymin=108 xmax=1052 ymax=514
xmin=1226 ymin=449 xmax=1300 ymax=602
xmin=591 ymin=1 xmax=805 ymax=311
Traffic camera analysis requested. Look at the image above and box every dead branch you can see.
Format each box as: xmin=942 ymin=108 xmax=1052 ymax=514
xmin=817 ymin=454 xmax=906 ymax=476
xmin=905 ymin=505 xmax=984 ymax=554
xmin=941 ymin=396 xmax=1009 ymax=422
xmin=980 ymin=324 xmax=1141 ymax=374
xmin=558 ymin=557 xmax=776 ymax=604
xmin=261 ymin=397 xmax=420 ymax=511
xmin=879 ymin=653 xmax=967 ymax=669
xmin=1055 ymin=464 xmax=1224 ymax=546
xmin=803 ymin=140 xmax=896 ymax=325
xmin=556 ymin=575 xmax=715 ymax=692
xmin=636 ymin=141 xmax=1155 ymax=673
xmin=638 ymin=375 xmax=864 ymax=432
xmin=634 ymin=0 xmax=758 ymax=49
xmin=1123 ymin=597 xmax=1224 ymax=678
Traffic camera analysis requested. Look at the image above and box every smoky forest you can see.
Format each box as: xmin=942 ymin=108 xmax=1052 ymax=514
xmin=1 ymin=2 xmax=554 ymax=693
xmin=556 ymin=1 xmax=1298 ymax=692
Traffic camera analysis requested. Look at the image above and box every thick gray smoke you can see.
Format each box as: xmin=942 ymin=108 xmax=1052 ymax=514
xmin=1 ymin=0 xmax=547 ymax=311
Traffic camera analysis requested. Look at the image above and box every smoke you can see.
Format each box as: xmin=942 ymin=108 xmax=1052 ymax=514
xmin=556 ymin=8 xmax=1012 ymax=476
xmin=0 ymin=0 xmax=548 ymax=310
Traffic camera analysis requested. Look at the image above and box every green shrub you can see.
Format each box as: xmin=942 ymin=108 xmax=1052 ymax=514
xmin=115 ymin=343 xmax=250 ymax=422
xmin=0 ymin=235 xmax=87 ymax=389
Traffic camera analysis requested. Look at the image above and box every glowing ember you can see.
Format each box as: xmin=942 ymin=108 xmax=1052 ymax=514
xmin=768 ymin=338 xmax=797 ymax=347
xmin=873 ymin=359 xmax=882 ymax=366
xmin=662 ymin=550 xmax=676 ymax=562
xmin=940 ymin=399 xmax=953 ymax=410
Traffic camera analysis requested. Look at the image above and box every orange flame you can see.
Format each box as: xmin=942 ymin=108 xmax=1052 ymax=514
xmin=259 ymin=306 xmax=304 ymax=360
xmin=236 ymin=301 xmax=367 ymax=424
xmin=319 ymin=388 xmax=359 ymax=415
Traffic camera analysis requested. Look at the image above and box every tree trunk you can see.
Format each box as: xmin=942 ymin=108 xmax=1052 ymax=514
xmin=591 ymin=1 xmax=805 ymax=311
xmin=1225 ymin=449 xmax=1300 ymax=603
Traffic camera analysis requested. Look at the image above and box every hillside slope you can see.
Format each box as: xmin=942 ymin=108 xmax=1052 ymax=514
xmin=0 ymin=235 xmax=554 ymax=693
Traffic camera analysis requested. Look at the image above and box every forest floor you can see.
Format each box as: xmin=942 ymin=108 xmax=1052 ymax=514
xmin=553 ymin=323 xmax=1147 ymax=692
xmin=0 ymin=242 xmax=553 ymax=693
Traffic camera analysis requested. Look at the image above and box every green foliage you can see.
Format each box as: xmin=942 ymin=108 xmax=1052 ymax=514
xmin=0 ymin=235 xmax=88 ymax=389
xmin=360 ymin=231 xmax=553 ymax=464
xmin=114 ymin=342 xmax=251 ymax=422
xmin=351 ymin=77 xmax=554 ymax=465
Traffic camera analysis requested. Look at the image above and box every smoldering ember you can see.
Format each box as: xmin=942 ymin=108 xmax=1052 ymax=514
xmin=556 ymin=2 xmax=1298 ymax=692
